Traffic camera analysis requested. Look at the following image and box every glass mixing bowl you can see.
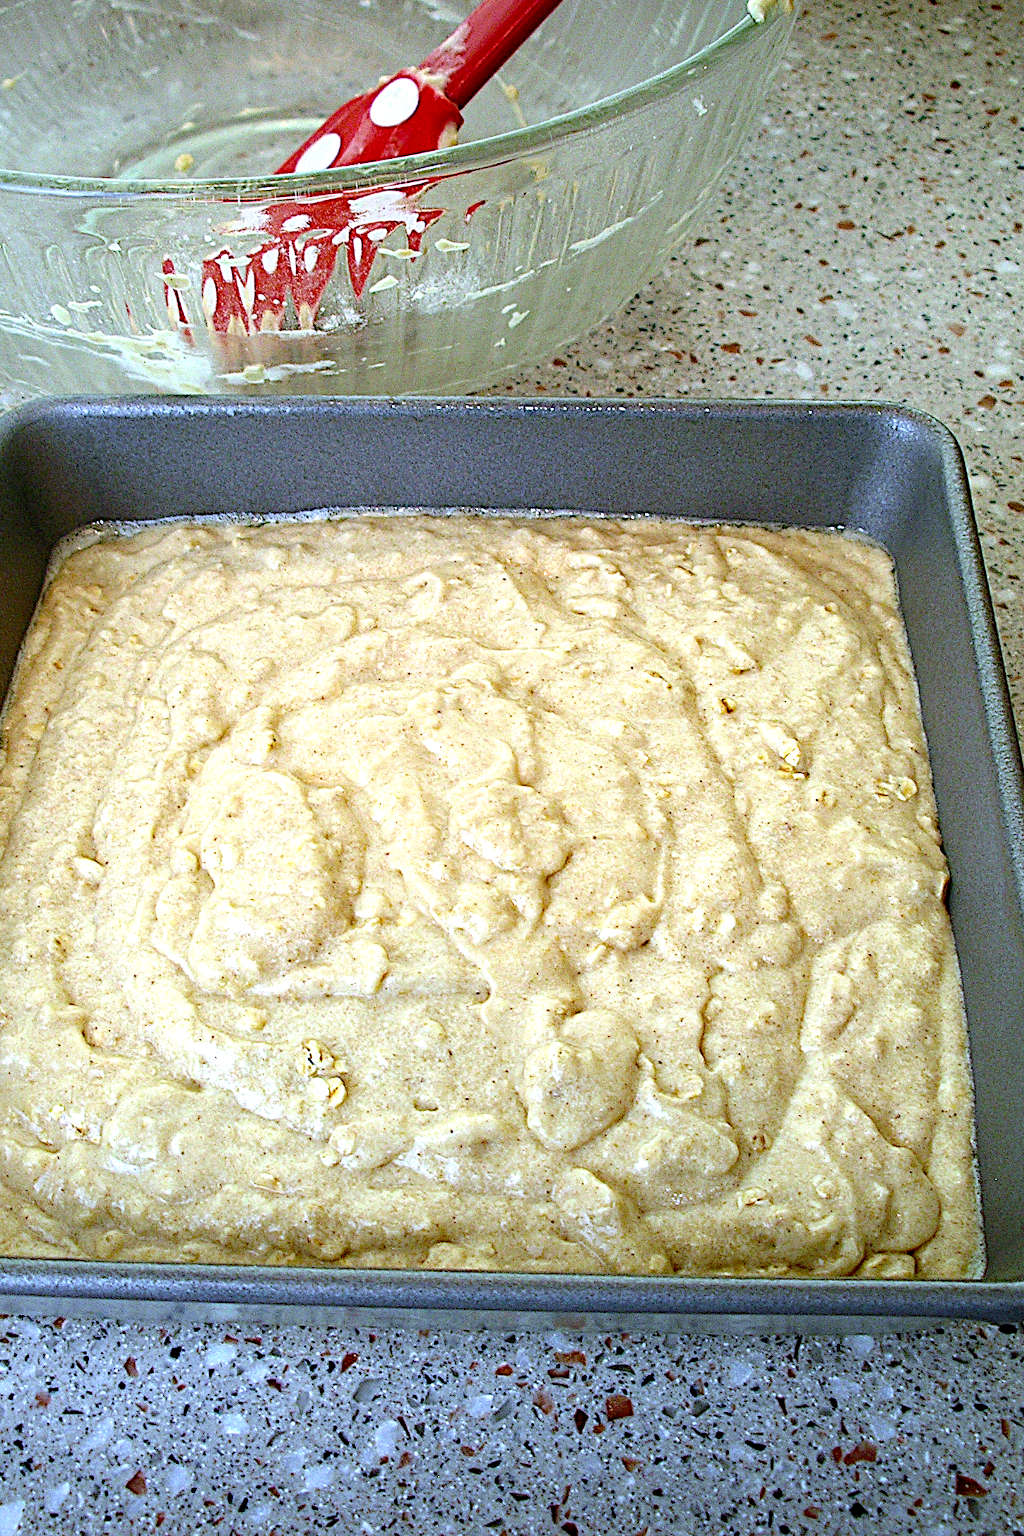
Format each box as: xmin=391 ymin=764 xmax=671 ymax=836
xmin=0 ymin=0 xmax=797 ymax=401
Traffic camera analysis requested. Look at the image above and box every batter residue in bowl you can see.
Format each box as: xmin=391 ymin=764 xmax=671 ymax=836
xmin=0 ymin=516 xmax=981 ymax=1276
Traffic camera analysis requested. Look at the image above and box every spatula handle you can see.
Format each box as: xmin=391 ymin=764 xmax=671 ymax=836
xmin=424 ymin=0 xmax=567 ymax=108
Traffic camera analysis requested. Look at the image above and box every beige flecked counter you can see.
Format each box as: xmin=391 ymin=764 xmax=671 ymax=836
xmin=0 ymin=0 xmax=1021 ymax=1531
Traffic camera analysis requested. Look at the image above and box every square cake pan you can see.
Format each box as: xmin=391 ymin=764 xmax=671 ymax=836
xmin=0 ymin=396 xmax=1021 ymax=1332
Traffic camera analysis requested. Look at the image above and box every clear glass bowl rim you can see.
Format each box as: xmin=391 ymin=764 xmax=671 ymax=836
xmin=0 ymin=6 xmax=787 ymax=198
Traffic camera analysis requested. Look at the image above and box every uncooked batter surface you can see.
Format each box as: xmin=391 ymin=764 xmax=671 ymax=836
xmin=0 ymin=516 xmax=980 ymax=1276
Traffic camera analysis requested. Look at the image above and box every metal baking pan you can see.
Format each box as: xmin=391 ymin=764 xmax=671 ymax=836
xmin=0 ymin=396 xmax=1021 ymax=1330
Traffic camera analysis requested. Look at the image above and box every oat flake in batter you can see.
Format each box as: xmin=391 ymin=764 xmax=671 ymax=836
xmin=0 ymin=516 xmax=981 ymax=1276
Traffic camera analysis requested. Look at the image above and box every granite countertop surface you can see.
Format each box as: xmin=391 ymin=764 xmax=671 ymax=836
xmin=1 ymin=0 xmax=1022 ymax=1531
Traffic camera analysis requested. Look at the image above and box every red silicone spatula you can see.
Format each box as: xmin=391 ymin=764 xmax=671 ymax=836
xmin=279 ymin=0 xmax=566 ymax=175
xmin=175 ymin=0 xmax=566 ymax=336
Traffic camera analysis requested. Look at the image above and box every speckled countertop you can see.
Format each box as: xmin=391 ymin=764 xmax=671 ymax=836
xmin=1 ymin=0 xmax=1022 ymax=1531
